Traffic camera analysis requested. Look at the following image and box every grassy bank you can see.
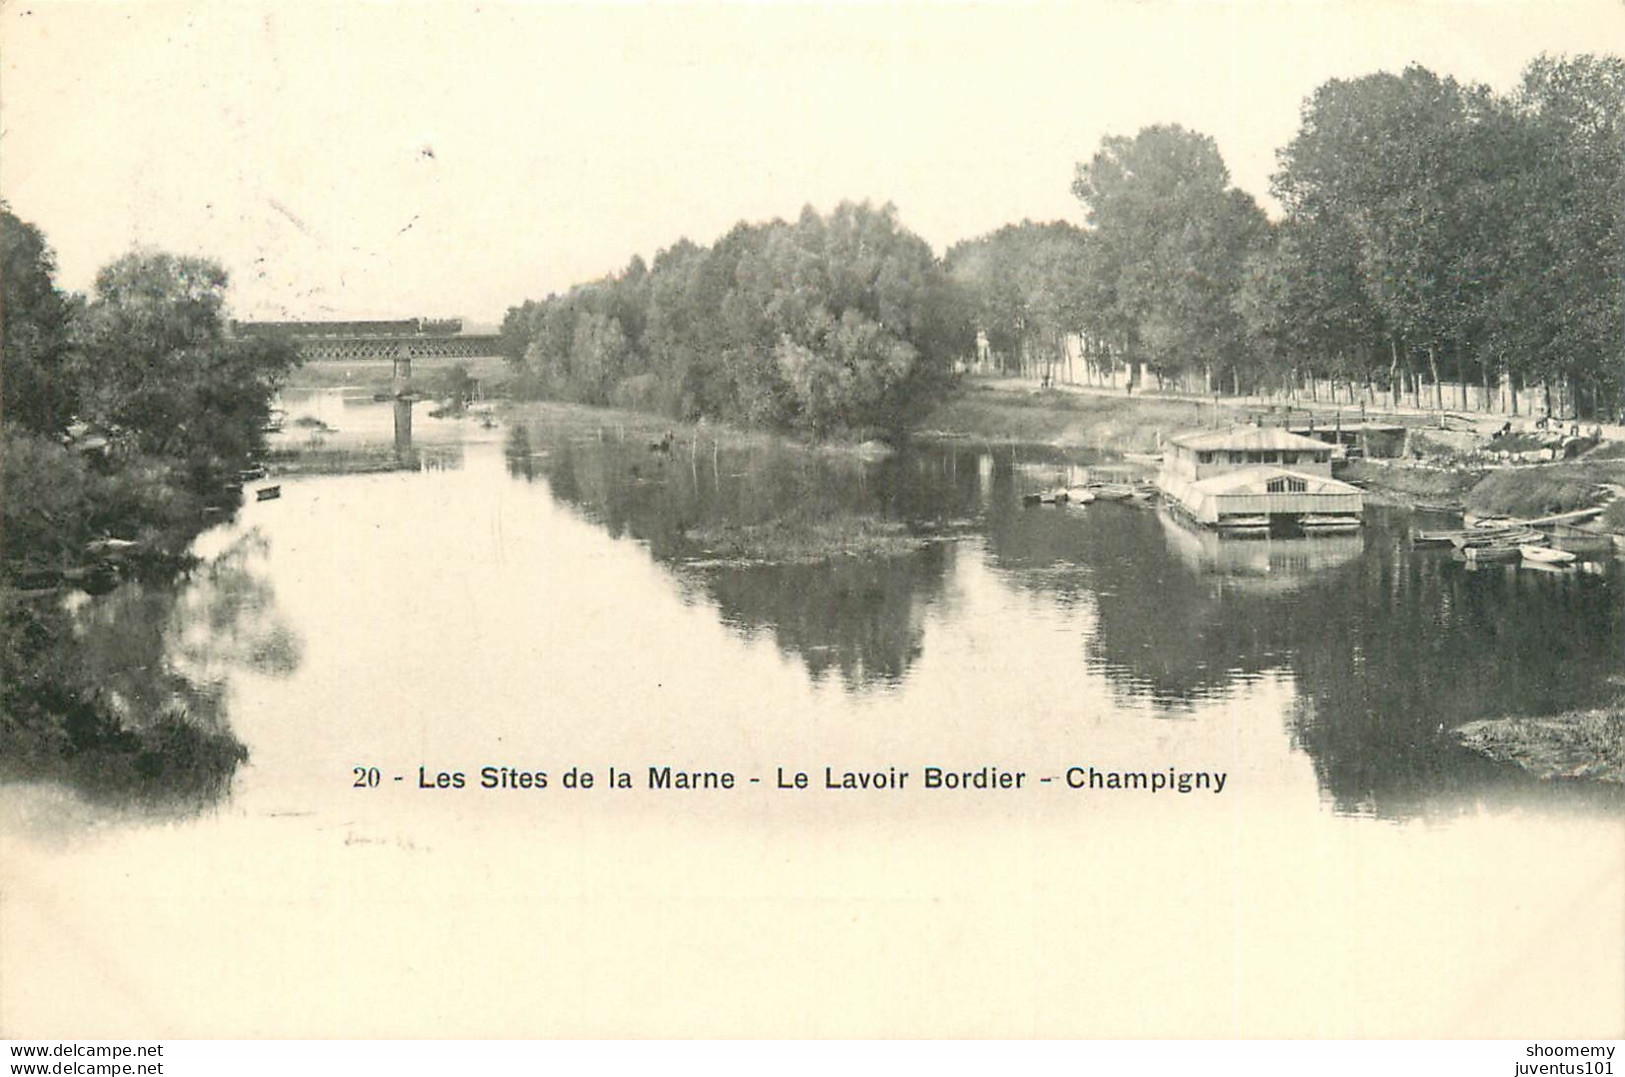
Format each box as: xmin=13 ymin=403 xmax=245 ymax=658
xmin=1454 ymin=702 xmax=1625 ymax=783
xmin=1344 ymin=458 xmax=1625 ymax=524
xmin=1463 ymin=467 xmax=1614 ymax=518
xmin=1337 ymin=459 xmax=1480 ymax=507
xmin=503 ymin=390 xmax=1625 ymax=547
xmin=920 ymin=384 xmax=1231 ymax=450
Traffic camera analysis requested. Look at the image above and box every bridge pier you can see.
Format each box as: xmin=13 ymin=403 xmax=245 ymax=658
xmin=393 ymin=342 xmax=413 ymax=394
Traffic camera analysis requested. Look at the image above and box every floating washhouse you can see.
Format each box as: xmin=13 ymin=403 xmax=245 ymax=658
xmin=1157 ymin=428 xmax=1364 ymax=535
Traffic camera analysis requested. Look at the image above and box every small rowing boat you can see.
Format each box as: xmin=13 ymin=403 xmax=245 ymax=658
xmin=1519 ymin=545 xmax=1577 ymax=565
xmin=1449 ymin=527 xmax=1543 ymax=550
xmin=1215 ymin=515 xmax=1270 ymax=536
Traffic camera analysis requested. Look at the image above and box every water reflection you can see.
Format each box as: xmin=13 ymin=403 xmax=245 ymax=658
xmin=170 ymin=531 xmax=303 ymax=681
xmin=0 ymin=530 xmax=299 ymax=807
xmin=691 ymin=545 xmax=953 ymax=688
xmin=393 ymin=398 xmax=413 ymax=456
xmin=271 ymin=388 xmax=467 ymax=476
xmin=503 ymin=417 xmax=962 ymax=688
xmin=26 ymin=391 xmax=1615 ymax=820
xmin=1157 ymin=510 xmax=1364 ymax=591
xmin=1283 ymin=526 xmax=1624 ymax=816
xmin=498 ymin=409 xmax=1623 ymax=817
xmin=9 ymin=394 xmax=1619 ymax=1039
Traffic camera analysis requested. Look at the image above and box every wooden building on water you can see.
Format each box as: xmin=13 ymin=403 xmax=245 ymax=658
xmin=1157 ymin=428 xmax=1365 ymax=535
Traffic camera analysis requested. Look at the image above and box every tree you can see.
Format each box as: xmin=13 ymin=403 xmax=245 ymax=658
xmin=503 ymin=201 xmax=965 ymax=437
xmin=1274 ymin=66 xmax=1515 ymax=408
xmin=947 ymin=221 xmax=1093 ymax=381
xmin=1506 ymin=54 xmax=1625 ymax=416
xmin=1 ymin=206 xmax=79 ymax=437
xmin=498 ymin=299 xmax=544 ymax=366
xmin=74 ymin=251 xmax=300 ymax=483
xmin=569 ymin=311 xmax=630 ymax=404
xmin=1072 ymin=125 xmax=1268 ymax=391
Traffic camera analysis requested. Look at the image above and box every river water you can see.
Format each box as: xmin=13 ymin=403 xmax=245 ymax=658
xmin=4 ymin=391 xmax=1622 ymax=1037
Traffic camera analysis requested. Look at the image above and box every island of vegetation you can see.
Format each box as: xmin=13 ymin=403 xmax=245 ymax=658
xmin=1454 ymin=701 xmax=1625 ymax=784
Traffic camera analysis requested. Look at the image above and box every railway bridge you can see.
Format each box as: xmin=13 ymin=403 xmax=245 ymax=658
xmin=231 ymin=317 xmax=503 ymax=362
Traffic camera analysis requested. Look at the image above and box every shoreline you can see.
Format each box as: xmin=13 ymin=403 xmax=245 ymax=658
xmin=917 ymin=380 xmax=1625 ymax=537
xmin=275 ymin=375 xmax=1625 ymax=541
xmin=920 ymin=383 xmax=1625 ymax=787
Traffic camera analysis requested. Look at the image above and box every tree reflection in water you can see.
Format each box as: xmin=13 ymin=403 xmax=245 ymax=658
xmin=505 ymin=414 xmax=1625 ymax=816
xmin=504 ymin=418 xmax=958 ymax=688
xmin=692 ymin=547 xmax=951 ymax=688
xmin=0 ymin=529 xmax=300 ymax=807
xmin=987 ymin=499 xmax=1625 ymax=817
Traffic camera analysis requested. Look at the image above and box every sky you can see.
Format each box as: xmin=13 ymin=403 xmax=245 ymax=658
xmin=2 ymin=1 xmax=1621 ymax=325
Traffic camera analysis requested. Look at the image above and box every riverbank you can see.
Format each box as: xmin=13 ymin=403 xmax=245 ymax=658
xmin=917 ymin=382 xmax=1625 ymax=786
xmin=919 ymin=382 xmax=1219 ymax=452
xmin=0 ymin=437 xmax=269 ymax=805
xmin=919 ymin=380 xmax=1625 ymax=536
xmin=480 ymin=382 xmax=1625 ymax=544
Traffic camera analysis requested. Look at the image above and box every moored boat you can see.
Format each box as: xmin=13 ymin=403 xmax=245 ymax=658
xmin=256 ymin=485 xmax=282 ymax=501
xmin=1214 ymin=515 xmax=1270 ymax=536
xmin=85 ymin=537 xmax=142 ymax=556
xmin=1300 ymin=514 xmax=1363 ymax=535
xmin=1520 ymin=545 xmax=1577 ymax=565
xmin=1022 ymin=488 xmax=1068 ymax=506
xmin=1450 ymin=527 xmax=1543 ymax=550
xmin=1414 ymin=529 xmax=1466 ymax=547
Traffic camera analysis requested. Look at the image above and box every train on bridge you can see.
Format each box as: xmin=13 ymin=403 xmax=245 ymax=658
xmin=231 ymin=317 xmax=502 ymax=361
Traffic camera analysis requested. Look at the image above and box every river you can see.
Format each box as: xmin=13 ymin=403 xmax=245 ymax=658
xmin=4 ymin=390 xmax=1622 ymax=1037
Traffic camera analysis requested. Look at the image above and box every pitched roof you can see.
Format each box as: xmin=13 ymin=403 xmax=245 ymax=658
xmin=1169 ymin=427 xmax=1333 ymax=453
